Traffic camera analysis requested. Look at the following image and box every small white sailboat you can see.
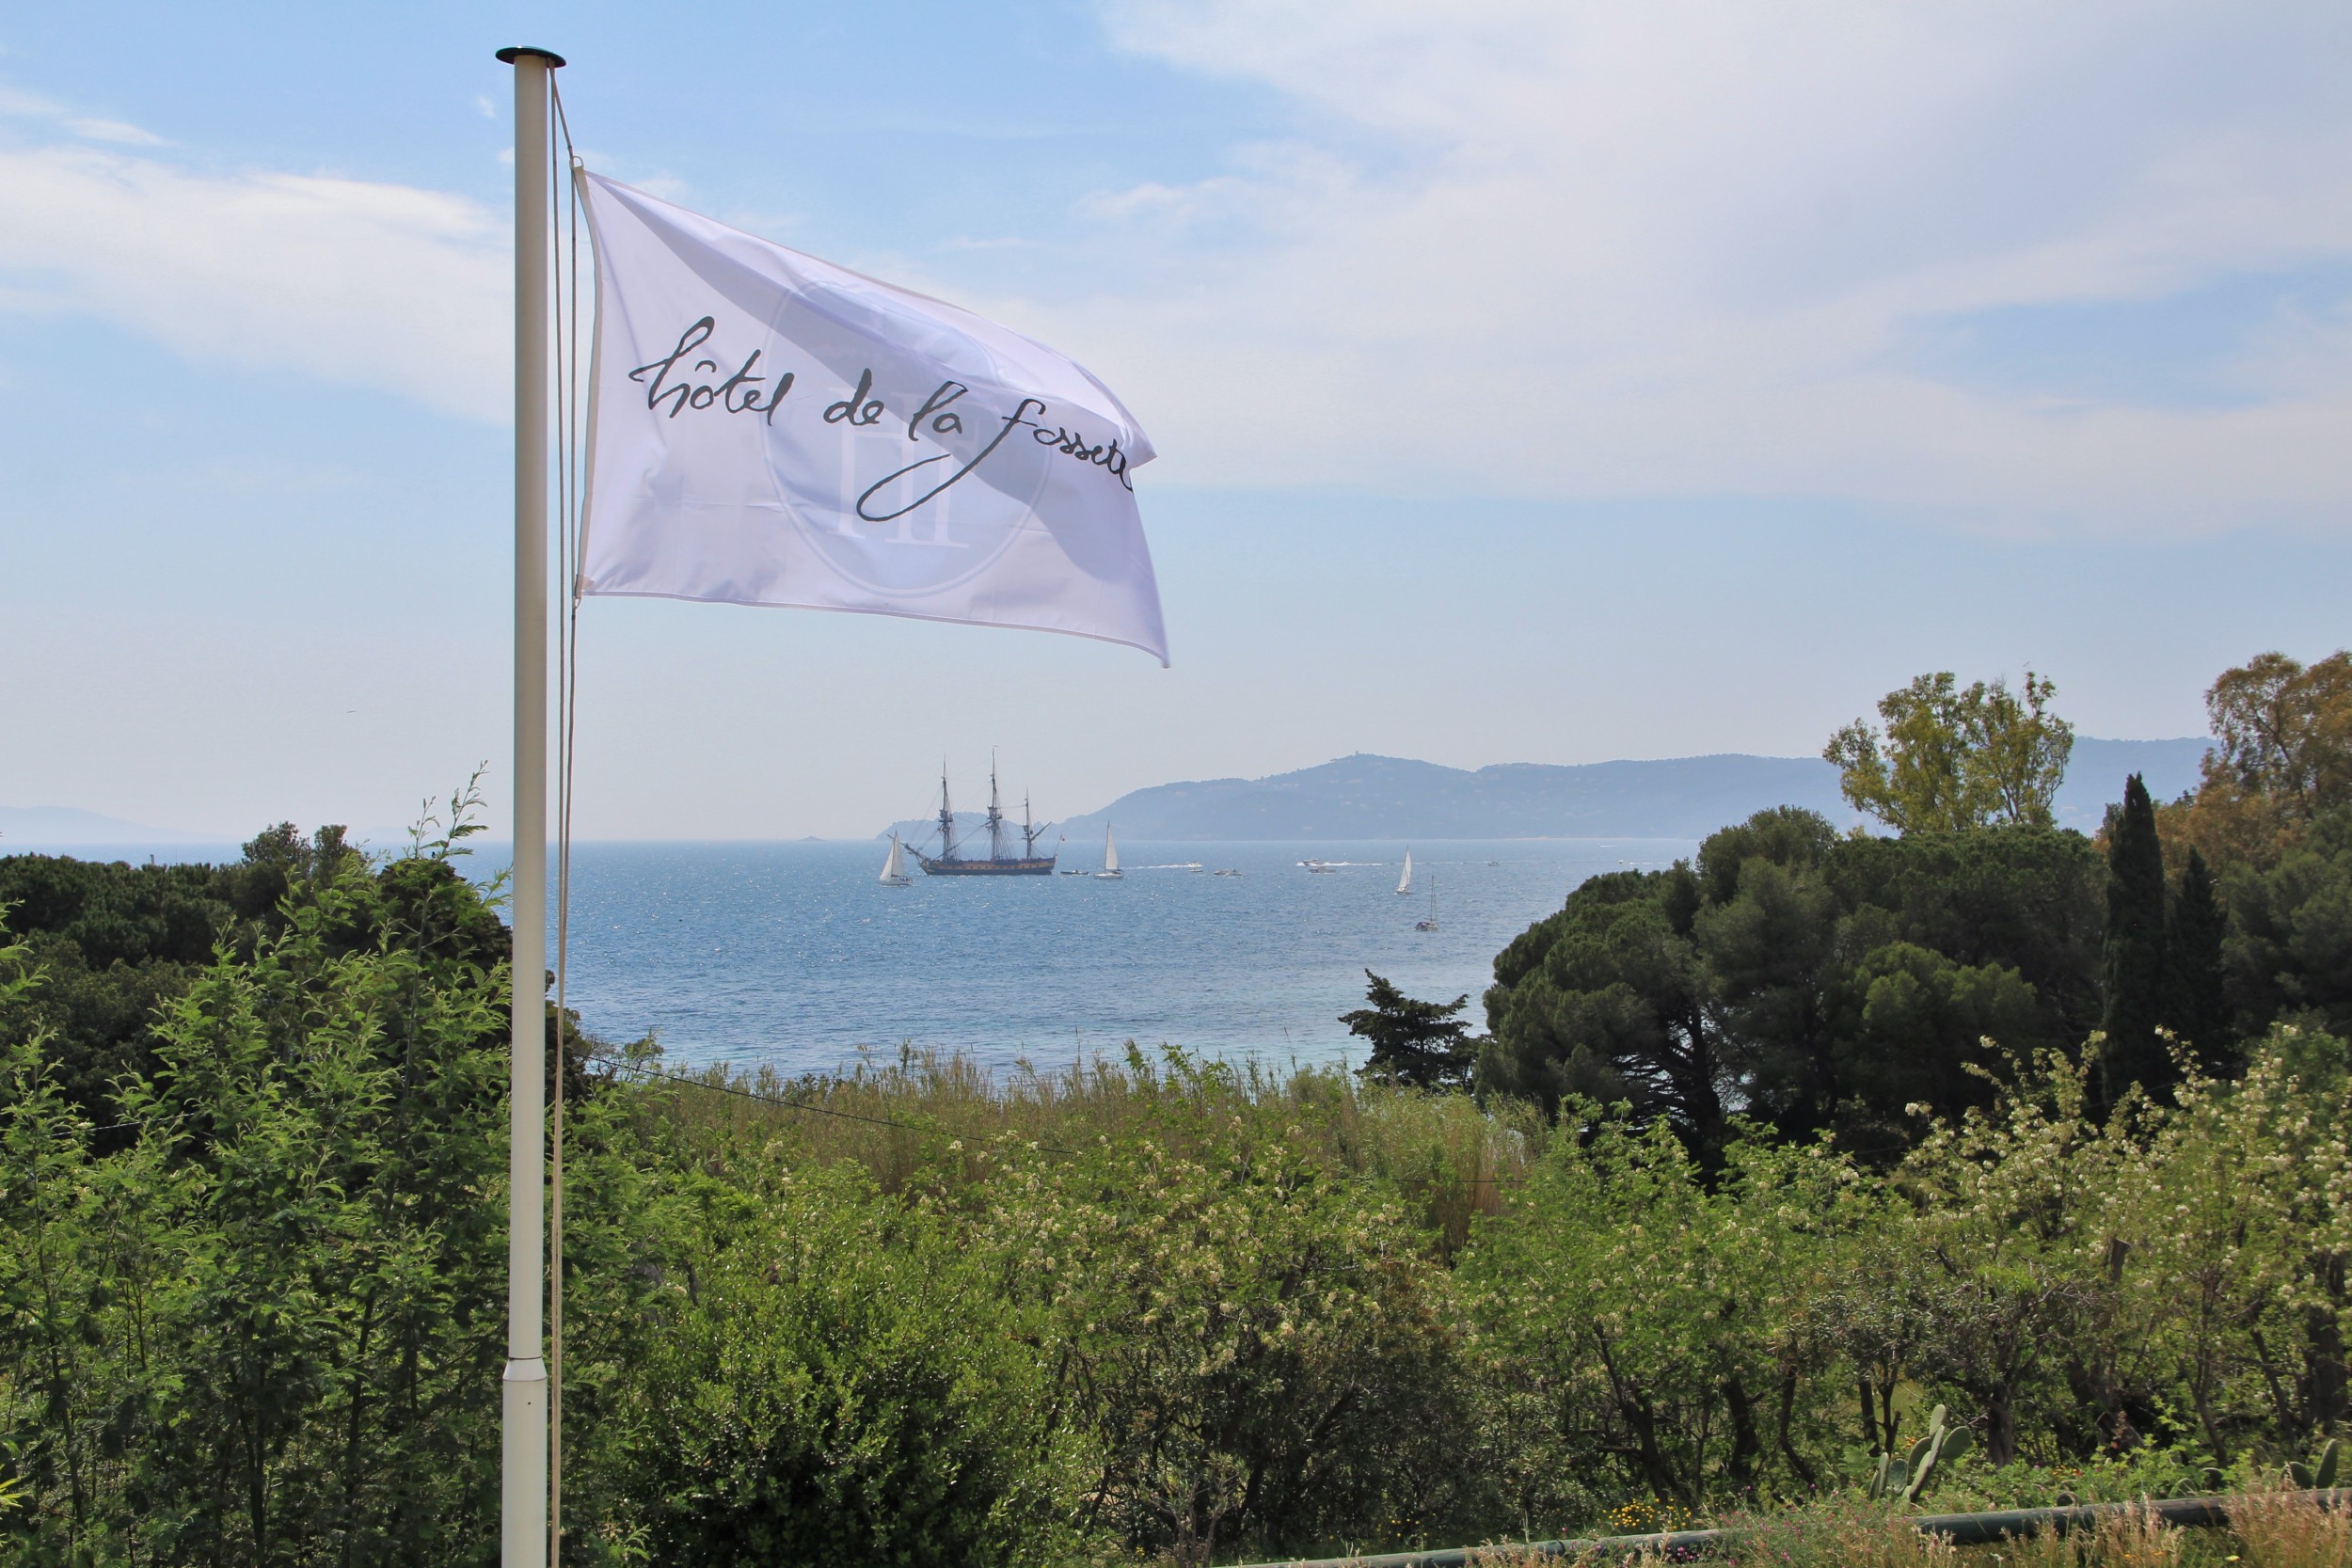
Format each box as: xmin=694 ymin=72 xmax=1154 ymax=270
xmin=1095 ymin=826 xmax=1122 ymax=879
xmin=879 ymin=832 xmax=912 ymax=886
xmin=1396 ymin=849 xmax=1414 ymax=895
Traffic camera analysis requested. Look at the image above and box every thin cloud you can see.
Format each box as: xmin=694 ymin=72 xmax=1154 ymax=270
xmin=0 ymin=87 xmax=64 ymax=117
xmin=1071 ymin=0 xmax=2352 ymax=531
xmin=3 ymin=12 xmax=2348 ymax=531
xmin=1 ymin=82 xmax=167 ymax=145
xmin=0 ymin=142 xmax=506 ymax=420
xmin=62 ymin=116 xmax=167 ymax=146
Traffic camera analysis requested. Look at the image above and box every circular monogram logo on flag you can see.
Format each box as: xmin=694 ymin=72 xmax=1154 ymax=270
xmin=765 ymin=365 xmax=1052 ymax=603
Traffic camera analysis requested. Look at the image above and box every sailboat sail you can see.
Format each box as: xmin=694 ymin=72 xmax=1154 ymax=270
xmin=880 ymin=832 xmax=909 ymax=884
xmin=1397 ymin=850 xmax=1413 ymax=895
xmin=1103 ymin=827 xmax=1121 ymax=876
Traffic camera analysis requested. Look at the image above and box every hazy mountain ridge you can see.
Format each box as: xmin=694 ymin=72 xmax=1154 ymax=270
xmin=0 ymin=806 xmax=230 ymax=847
xmin=885 ymin=738 xmax=2210 ymax=844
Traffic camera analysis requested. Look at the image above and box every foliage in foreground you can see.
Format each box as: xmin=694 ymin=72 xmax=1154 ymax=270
xmin=12 ymin=825 xmax=2352 ymax=1566
xmin=0 ymin=840 xmax=509 ymax=1563
xmin=6 ymin=750 xmax=2352 ymax=1563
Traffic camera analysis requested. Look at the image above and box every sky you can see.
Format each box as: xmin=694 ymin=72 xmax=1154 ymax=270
xmin=2 ymin=1 xmax=2347 ymax=842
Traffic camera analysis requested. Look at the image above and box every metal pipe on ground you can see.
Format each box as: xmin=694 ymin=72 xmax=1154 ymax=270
xmin=1229 ymin=1489 xmax=2350 ymax=1568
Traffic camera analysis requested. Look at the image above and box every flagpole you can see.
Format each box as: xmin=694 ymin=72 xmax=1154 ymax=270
xmin=496 ymin=41 xmax=562 ymax=1568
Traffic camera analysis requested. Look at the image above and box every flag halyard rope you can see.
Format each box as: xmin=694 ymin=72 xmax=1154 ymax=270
xmin=547 ymin=68 xmax=587 ymax=1568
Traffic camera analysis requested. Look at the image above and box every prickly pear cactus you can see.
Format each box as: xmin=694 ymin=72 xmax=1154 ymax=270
xmin=1869 ymin=1405 xmax=1974 ymax=1504
xmin=2289 ymin=1437 xmax=2340 ymax=1490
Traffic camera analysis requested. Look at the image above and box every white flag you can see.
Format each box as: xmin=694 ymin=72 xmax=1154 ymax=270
xmin=575 ymin=171 xmax=1168 ymax=663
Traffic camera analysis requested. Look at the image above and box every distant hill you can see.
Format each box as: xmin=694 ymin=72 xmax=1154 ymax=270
xmin=0 ymin=806 xmax=230 ymax=848
xmin=884 ymin=737 xmax=2212 ymax=844
xmin=2064 ymin=737 xmax=2216 ymax=820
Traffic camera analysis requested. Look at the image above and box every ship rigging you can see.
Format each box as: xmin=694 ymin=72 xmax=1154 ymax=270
xmin=914 ymin=759 xmax=1057 ymax=876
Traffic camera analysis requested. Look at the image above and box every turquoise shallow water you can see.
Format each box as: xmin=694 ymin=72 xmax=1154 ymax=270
xmin=18 ymin=835 xmax=1693 ymax=1077
xmin=529 ymin=837 xmax=1692 ymax=1077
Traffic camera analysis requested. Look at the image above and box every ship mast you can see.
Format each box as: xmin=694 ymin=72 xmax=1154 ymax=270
xmin=937 ymin=761 xmax=956 ymax=861
xmin=1024 ymin=793 xmax=1042 ymax=857
xmin=986 ymin=752 xmax=1006 ymax=861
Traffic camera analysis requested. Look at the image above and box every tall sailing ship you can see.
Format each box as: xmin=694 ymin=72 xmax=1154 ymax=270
xmin=914 ymin=760 xmax=1057 ymax=876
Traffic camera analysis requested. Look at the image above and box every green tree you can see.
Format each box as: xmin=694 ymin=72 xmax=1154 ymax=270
xmin=1825 ymin=670 xmax=2074 ymax=833
xmin=1342 ymin=971 xmax=1473 ymax=1090
xmin=2164 ymin=847 xmax=2231 ymax=1066
xmin=2205 ymin=651 xmax=2352 ymax=820
xmin=1894 ymin=1048 xmax=2113 ymax=1465
xmin=1825 ymin=941 xmax=2040 ymax=1141
xmin=0 ymin=823 xmax=375 ymax=1129
xmin=1483 ymin=811 xmax=2099 ymax=1160
xmin=0 ymin=853 xmax=236 ymax=1127
xmin=2103 ymin=774 xmax=2171 ymax=1095
xmin=2221 ymin=805 xmax=2352 ymax=1040
xmin=1973 ymin=673 xmax=2077 ymax=828
xmin=0 ymin=832 xmax=515 ymax=1562
xmin=1480 ymin=866 xmax=1736 ymax=1163
xmin=1692 ymin=810 xmax=1840 ymax=1139
xmin=0 ymin=935 xmax=123 ymax=1559
xmin=2160 ymin=651 xmax=2352 ymax=879
xmin=121 ymin=855 xmax=511 ymax=1563
xmin=1821 ymin=825 xmax=2105 ymax=1045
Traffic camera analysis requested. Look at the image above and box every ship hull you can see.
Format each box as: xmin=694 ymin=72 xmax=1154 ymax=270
xmin=915 ymin=854 xmax=1057 ymax=877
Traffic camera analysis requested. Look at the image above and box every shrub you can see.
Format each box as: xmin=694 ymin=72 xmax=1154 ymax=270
xmin=603 ymin=1160 xmax=1052 ymax=1567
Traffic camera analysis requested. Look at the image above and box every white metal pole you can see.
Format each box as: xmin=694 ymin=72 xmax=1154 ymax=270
xmin=496 ymin=41 xmax=561 ymax=1568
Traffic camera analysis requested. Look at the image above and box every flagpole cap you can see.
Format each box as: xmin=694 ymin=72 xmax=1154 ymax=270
xmin=495 ymin=46 xmax=566 ymax=68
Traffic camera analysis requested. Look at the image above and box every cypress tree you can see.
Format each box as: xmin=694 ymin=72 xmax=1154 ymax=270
xmin=2165 ymin=847 xmax=2231 ymax=1070
xmin=2103 ymin=773 xmax=2170 ymax=1095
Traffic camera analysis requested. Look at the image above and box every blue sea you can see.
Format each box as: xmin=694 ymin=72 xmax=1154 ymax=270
xmin=532 ymin=838 xmax=1692 ymax=1077
xmin=31 ymin=837 xmax=1693 ymax=1078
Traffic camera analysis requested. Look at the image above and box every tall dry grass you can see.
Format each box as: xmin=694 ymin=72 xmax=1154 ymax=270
xmin=1715 ymin=1502 xmax=1962 ymax=1568
xmin=2228 ymin=1487 xmax=2352 ymax=1568
xmin=603 ymin=1042 xmax=1546 ymax=1250
xmin=1431 ymin=1507 xmax=1966 ymax=1568
xmin=1421 ymin=1494 xmax=2330 ymax=1568
xmin=1990 ymin=1502 xmax=2195 ymax=1568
